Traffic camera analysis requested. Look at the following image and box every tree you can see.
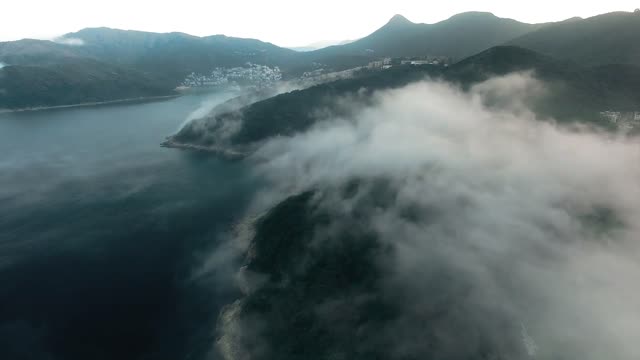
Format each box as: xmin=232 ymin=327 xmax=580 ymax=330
xmin=635 ymin=8 xmax=640 ymax=14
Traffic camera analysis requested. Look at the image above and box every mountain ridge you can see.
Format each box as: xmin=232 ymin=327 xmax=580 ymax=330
xmin=509 ymin=11 xmax=640 ymax=66
xmin=304 ymin=11 xmax=544 ymax=67
xmin=2 ymin=10 xmax=640 ymax=109
xmin=170 ymin=45 xmax=640 ymax=155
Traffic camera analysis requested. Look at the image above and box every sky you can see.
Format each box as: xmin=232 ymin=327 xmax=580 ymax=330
xmin=1 ymin=0 xmax=638 ymax=46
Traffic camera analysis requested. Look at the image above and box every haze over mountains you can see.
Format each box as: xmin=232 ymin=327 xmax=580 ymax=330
xmin=309 ymin=12 xmax=542 ymax=59
xmin=3 ymin=7 xmax=640 ymax=360
xmin=192 ymin=13 xmax=640 ymax=357
xmin=169 ymin=45 xmax=640 ymax=157
xmin=1 ymin=10 xmax=640 ymax=109
xmin=288 ymin=39 xmax=354 ymax=52
xmin=61 ymin=28 xmax=301 ymax=81
xmin=508 ymin=11 xmax=640 ymax=65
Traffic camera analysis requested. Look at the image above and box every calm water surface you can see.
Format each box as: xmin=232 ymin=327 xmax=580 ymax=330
xmin=0 ymin=93 xmax=256 ymax=360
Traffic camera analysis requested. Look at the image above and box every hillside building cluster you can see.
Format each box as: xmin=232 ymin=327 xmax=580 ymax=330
xmin=367 ymin=56 xmax=453 ymax=69
xmin=180 ymin=63 xmax=282 ymax=89
xmin=301 ymin=67 xmax=364 ymax=81
xmin=600 ymin=111 xmax=640 ymax=131
xmin=367 ymin=58 xmax=393 ymax=69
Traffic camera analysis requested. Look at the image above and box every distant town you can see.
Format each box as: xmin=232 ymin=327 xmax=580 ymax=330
xmin=178 ymin=63 xmax=283 ymax=90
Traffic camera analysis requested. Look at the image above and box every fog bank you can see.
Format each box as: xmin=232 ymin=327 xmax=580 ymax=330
xmin=232 ymin=73 xmax=640 ymax=359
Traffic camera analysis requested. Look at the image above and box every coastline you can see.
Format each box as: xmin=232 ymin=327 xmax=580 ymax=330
xmin=0 ymin=94 xmax=181 ymax=114
xmin=160 ymin=138 xmax=249 ymax=160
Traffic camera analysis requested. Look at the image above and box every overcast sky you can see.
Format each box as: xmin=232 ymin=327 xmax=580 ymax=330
xmin=1 ymin=0 xmax=638 ymax=46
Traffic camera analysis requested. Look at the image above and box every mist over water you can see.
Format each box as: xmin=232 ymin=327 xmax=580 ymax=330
xmin=0 ymin=93 xmax=259 ymax=360
xmin=226 ymin=74 xmax=640 ymax=360
xmin=2 ymin=72 xmax=639 ymax=360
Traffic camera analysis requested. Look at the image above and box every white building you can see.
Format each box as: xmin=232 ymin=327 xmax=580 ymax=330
xmin=368 ymin=60 xmax=384 ymax=69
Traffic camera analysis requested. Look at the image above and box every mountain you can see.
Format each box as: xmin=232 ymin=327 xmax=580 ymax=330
xmin=59 ymin=28 xmax=303 ymax=83
xmin=167 ymin=65 xmax=442 ymax=155
xmin=193 ymin=48 xmax=640 ymax=359
xmin=447 ymin=45 xmax=640 ymax=119
xmin=444 ymin=45 xmax=575 ymax=85
xmin=304 ymin=12 xmax=545 ymax=69
xmin=219 ymin=190 xmax=396 ymax=360
xmin=0 ymin=35 xmax=181 ymax=110
xmin=509 ymin=11 xmax=640 ymax=66
xmin=169 ymin=46 xmax=640 ymax=155
xmin=0 ymin=39 xmax=84 ymax=66
xmin=0 ymin=59 xmax=174 ymax=110
xmin=0 ymin=28 xmax=305 ymax=109
xmin=4 ymin=10 xmax=640 ymax=109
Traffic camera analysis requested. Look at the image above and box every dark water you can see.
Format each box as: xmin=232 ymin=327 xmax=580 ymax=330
xmin=0 ymin=94 xmax=256 ymax=360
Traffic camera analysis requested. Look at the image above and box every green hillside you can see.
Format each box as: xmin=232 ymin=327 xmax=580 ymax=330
xmin=0 ymin=59 xmax=174 ymax=109
xmin=171 ymin=46 xmax=640 ymax=155
xmin=509 ymin=11 xmax=640 ymax=66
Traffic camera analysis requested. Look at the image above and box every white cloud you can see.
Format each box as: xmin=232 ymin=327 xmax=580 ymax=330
xmin=240 ymin=73 xmax=640 ymax=359
xmin=53 ymin=37 xmax=85 ymax=46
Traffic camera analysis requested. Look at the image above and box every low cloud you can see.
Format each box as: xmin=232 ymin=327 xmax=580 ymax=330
xmin=53 ymin=37 xmax=85 ymax=46
xmin=230 ymin=73 xmax=640 ymax=359
xmin=178 ymin=92 xmax=240 ymax=131
xmin=172 ymin=79 xmax=315 ymax=153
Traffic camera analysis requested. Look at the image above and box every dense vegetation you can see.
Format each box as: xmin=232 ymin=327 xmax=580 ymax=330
xmin=0 ymin=60 xmax=174 ymax=109
xmin=171 ymin=65 xmax=441 ymax=150
xmin=446 ymin=46 xmax=640 ymax=120
xmin=509 ymin=12 xmax=640 ymax=66
xmin=62 ymin=28 xmax=305 ymax=84
xmin=225 ymin=190 xmax=395 ymax=360
xmin=172 ymin=46 xmax=640 ymax=154
xmin=224 ymin=182 xmax=534 ymax=359
xmin=0 ymin=29 xmax=303 ymax=109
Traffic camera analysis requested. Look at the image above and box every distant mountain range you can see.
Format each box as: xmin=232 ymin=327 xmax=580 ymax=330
xmin=61 ymin=28 xmax=302 ymax=82
xmin=304 ymin=13 xmax=544 ymax=64
xmin=1 ymin=10 xmax=640 ymax=109
xmin=0 ymin=30 xmax=304 ymax=109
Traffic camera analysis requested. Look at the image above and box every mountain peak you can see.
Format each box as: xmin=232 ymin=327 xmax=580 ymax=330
xmin=448 ymin=11 xmax=498 ymax=21
xmin=387 ymin=14 xmax=413 ymax=26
